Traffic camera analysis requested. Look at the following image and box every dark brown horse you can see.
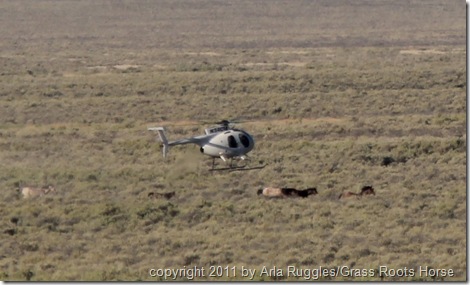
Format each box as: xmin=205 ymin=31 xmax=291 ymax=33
xmin=148 ymin=191 xmax=175 ymax=200
xmin=339 ymin=185 xmax=375 ymax=199
xmin=360 ymin=185 xmax=375 ymax=196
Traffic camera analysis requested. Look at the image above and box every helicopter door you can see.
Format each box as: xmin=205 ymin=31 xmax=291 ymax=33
xmin=239 ymin=134 xmax=250 ymax=148
xmin=227 ymin=135 xmax=238 ymax=148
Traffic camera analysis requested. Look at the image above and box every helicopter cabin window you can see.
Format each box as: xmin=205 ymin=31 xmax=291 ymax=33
xmin=239 ymin=134 xmax=250 ymax=148
xmin=228 ymin=135 xmax=238 ymax=148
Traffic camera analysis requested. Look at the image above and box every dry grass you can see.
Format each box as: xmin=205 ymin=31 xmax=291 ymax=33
xmin=0 ymin=0 xmax=466 ymax=281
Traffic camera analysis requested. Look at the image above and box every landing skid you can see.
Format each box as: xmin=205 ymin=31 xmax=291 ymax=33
xmin=209 ymin=164 xmax=267 ymax=172
xmin=207 ymin=157 xmax=267 ymax=172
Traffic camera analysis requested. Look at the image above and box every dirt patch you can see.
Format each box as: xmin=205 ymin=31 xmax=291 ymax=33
xmin=185 ymin=52 xmax=221 ymax=56
xmin=266 ymin=50 xmax=310 ymax=55
xmin=113 ymin=64 xmax=140 ymax=70
xmin=399 ymin=49 xmax=445 ymax=55
xmin=86 ymin=65 xmax=107 ymax=70
xmin=272 ymin=117 xmax=344 ymax=124
xmin=153 ymin=64 xmax=168 ymax=70
xmin=242 ymin=61 xmax=306 ymax=67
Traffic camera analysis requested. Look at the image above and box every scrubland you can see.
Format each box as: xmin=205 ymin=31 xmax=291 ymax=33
xmin=0 ymin=0 xmax=466 ymax=281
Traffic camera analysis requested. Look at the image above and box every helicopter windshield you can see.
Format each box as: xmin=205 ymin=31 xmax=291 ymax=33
xmin=239 ymin=134 xmax=250 ymax=148
xmin=228 ymin=135 xmax=238 ymax=148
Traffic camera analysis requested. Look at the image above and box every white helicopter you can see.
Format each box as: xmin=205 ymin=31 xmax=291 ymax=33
xmin=148 ymin=120 xmax=261 ymax=170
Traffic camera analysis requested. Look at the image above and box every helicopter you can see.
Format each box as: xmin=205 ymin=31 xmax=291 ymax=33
xmin=148 ymin=120 xmax=261 ymax=170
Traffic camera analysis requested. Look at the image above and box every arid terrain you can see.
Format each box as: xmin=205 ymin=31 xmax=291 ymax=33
xmin=0 ymin=0 xmax=466 ymax=281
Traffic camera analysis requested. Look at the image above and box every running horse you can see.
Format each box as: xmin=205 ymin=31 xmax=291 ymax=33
xmin=338 ymin=185 xmax=375 ymax=199
xmin=257 ymin=187 xmax=318 ymax=198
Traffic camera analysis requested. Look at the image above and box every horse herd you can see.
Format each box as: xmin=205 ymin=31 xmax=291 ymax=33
xmin=16 ymin=184 xmax=375 ymax=201
xmin=147 ymin=185 xmax=375 ymax=200
xmin=258 ymin=185 xmax=375 ymax=199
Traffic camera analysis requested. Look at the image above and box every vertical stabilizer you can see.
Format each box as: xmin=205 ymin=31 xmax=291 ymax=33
xmin=148 ymin=127 xmax=169 ymax=157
